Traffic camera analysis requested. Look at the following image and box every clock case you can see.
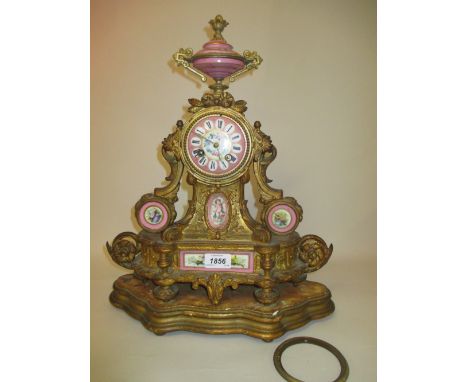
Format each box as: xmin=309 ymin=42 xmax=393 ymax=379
xmin=106 ymin=15 xmax=335 ymax=341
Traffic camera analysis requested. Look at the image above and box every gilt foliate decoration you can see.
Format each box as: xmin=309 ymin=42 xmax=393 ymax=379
xmin=188 ymin=92 xmax=247 ymax=114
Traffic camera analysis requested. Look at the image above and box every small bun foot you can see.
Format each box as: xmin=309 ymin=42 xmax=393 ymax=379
xmin=254 ymin=287 xmax=280 ymax=305
xmin=153 ymin=285 xmax=179 ymax=301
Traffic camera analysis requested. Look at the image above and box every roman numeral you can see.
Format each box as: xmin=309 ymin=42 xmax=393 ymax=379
xmin=209 ymin=160 xmax=217 ymax=171
xmin=199 ymin=157 xmax=207 ymax=166
xmin=231 ymin=133 xmax=241 ymax=143
xmin=195 ymin=127 xmax=205 ymax=135
xmin=225 ymin=124 xmax=234 ymax=133
xmin=205 ymin=120 xmax=212 ymax=129
xmin=217 ymin=119 xmax=223 ymax=129
xmin=232 ymin=144 xmax=242 ymax=152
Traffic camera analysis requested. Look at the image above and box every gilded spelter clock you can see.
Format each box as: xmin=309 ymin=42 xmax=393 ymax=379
xmin=107 ymin=15 xmax=334 ymax=341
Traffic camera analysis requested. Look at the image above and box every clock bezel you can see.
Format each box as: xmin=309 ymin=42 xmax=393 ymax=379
xmin=182 ymin=107 xmax=253 ymax=185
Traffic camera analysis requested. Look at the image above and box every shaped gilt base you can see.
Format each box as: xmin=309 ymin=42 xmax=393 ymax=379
xmin=110 ymin=274 xmax=335 ymax=341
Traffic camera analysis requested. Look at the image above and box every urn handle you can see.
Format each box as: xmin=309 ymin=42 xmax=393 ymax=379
xmin=172 ymin=48 xmax=207 ymax=82
xmin=229 ymin=50 xmax=263 ymax=82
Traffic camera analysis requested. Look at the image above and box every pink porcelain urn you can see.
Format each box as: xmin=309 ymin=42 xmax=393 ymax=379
xmin=191 ymin=40 xmax=245 ymax=81
xmin=173 ymin=15 xmax=262 ymax=84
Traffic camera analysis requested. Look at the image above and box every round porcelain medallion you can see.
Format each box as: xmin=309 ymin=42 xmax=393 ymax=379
xmin=267 ymin=204 xmax=297 ymax=234
xmin=138 ymin=201 xmax=169 ymax=231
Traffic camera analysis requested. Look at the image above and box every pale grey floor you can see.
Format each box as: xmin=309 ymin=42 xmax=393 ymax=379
xmin=91 ymin=253 xmax=376 ymax=382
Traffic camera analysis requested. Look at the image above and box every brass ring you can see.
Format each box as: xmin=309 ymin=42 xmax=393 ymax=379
xmin=273 ymin=337 xmax=349 ymax=382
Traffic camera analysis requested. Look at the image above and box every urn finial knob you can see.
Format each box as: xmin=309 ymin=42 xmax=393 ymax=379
xmin=209 ymin=15 xmax=229 ymax=41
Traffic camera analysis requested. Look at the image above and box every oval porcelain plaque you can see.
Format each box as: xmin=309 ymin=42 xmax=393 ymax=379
xmin=206 ymin=193 xmax=230 ymax=231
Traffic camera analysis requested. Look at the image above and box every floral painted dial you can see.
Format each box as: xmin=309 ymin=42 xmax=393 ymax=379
xmin=185 ymin=113 xmax=251 ymax=181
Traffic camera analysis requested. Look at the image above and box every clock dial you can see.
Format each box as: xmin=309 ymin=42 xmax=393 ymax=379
xmin=185 ymin=113 xmax=250 ymax=180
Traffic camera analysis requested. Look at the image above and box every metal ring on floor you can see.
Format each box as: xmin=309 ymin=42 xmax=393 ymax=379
xmin=273 ymin=336 xmax=349 ymax=382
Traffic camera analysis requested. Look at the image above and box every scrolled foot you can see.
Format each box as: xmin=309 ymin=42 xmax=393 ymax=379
xmin=153 ymin=285 xmax=179 ymax=302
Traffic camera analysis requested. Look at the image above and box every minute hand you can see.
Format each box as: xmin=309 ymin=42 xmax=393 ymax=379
xmin=195 ymin=133 xmax=216 ymax=144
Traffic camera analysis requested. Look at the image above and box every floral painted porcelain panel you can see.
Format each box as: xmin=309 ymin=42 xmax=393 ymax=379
xmin=206 ymin=192 xmax=230 ymax=230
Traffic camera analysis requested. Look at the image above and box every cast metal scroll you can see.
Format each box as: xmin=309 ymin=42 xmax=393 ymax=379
xmin=106 ymin=232 xmax=141 ymax=269
xmin=154 ymin=120 xmax=185 ymax=203
xmin=252 ymin=121 xmax=283 ymax=204
xmin=298 ymin=234 xmax=333 ymax=272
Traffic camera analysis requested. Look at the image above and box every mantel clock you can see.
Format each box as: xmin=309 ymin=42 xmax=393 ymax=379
xmin=107 ymin=15 xmax=335 ymax=341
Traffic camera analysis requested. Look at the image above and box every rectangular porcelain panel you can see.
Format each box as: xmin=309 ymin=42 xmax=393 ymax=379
xmin=179 ymin=250 xmax=254 ymax=273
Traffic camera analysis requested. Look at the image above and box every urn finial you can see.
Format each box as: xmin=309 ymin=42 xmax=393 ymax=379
xmin=209 ymin=15 xmax=229 ymax=41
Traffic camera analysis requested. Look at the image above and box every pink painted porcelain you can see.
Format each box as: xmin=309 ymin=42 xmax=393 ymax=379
xmin=186 ymin=114 xmax=247 ymax=176
xmin=138 ymin=201 xmax=169 ymax=231
xmin=267 ymin=204 xmax=297 ymax=234
xmin=179 ymin=251 xmax=254 ymax=273
xmin=192 ymin=40 xmax=245 ymax=81
xmin=206 ymin=192 xmax=230 ymax=230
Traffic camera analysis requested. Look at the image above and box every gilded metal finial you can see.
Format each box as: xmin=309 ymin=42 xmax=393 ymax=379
xmin=209 ymin=15 xmax=229 ymax=41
